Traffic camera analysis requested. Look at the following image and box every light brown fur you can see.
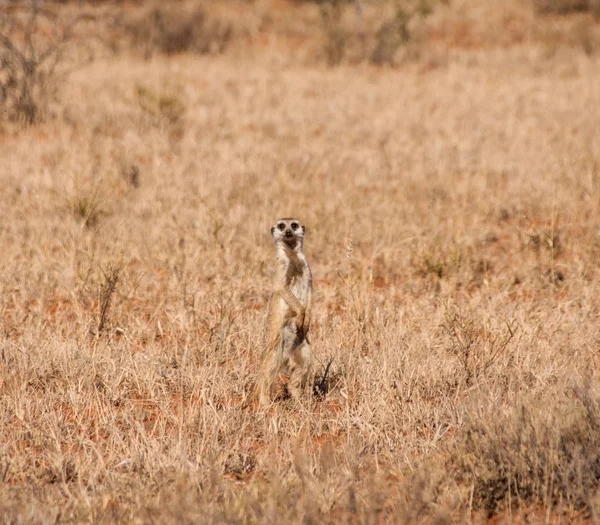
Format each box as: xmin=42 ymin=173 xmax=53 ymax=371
xmin=255 ymin=218 xmax=313 ymax=405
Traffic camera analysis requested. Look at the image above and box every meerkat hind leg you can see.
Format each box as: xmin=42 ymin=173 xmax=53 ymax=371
xmin=287 ymin=339 xmax=312 ymax=400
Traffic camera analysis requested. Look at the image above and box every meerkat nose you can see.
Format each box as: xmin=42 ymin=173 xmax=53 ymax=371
xmin=285 ymin=230 xmax=293 ymax=237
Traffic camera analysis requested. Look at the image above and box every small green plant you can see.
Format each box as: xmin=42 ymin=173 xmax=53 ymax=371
xmin=136 ymin=84 xmax=186 ymax=124
xmin=70 ymin=194 xmax=103 ymax=228
xmin=66 ymin=179 xmax=105 ymax=229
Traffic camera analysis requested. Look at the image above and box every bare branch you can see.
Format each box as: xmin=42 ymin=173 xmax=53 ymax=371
xmin=0 ymin=1 xmax=97 ymax=123
xmin=0 ymin=33 xmax=25 ymax=65
xmin=23 ymin=0 xmax=40 ymax=63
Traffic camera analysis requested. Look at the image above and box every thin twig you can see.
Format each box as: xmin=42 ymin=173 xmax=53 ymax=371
xmin=97 ymin=264 xmax=121 ymax=335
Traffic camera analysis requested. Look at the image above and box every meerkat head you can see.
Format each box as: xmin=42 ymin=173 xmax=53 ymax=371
xmin=271 ymin=218 xmax=305 ymax=250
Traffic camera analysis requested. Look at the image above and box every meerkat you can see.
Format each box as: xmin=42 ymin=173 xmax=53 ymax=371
xmin=255 ymin=218 xmax=313 ymax=405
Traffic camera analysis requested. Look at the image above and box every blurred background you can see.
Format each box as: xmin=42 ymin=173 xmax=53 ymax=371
xmin=2 ymin=0 xmax=600 ymax=125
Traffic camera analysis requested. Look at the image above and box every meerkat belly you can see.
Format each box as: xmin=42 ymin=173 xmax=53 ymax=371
xmin=290 ymin=278 xmax=309 ymax=305
xmin=290 ymin=266 xmax=310 ymax=304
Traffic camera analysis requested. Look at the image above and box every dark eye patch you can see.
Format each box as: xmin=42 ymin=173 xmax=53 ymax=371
xmin=278 ymin=223 xmax=285 ymax=230
xmin=291 ymin=223 xmax=298 ymax=230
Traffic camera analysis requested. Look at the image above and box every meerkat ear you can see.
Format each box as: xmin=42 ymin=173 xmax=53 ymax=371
xmin=271 ymin=226 xmax=275 ymax=236
xmin=302 ymin=225 xmax=306 ymax=233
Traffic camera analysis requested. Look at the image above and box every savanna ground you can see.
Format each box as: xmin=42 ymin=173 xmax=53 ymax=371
xmin=1 ymin=0 xmax=600 ymax=522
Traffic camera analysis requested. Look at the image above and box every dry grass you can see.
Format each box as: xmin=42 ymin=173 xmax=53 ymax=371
xmin=1 ymin=0 xmax=600 ymax=523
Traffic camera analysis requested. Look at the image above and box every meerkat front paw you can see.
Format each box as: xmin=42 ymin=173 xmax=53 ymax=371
xmin=296 ymin=308 xmax=306 ymax=332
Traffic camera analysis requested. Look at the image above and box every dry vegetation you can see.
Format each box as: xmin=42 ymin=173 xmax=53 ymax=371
xmin=1 ymin=0 xmax=600 ymax=523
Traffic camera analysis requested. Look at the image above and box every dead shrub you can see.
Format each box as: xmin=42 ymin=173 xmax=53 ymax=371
xmin=442 ymin=303 xmax=516 ymax=387
xmin=370 ymin=0 xmax=447 ymax=65
xmin=94 ymin=259 xmax=124 ymax=337
xmin=0 ymin=1 xmax=96 ymax=124
xmin=124 ymin=5 xmax=232 ymax=58
xmin=533 ymin=0 xmax=600 ymax=15
xmin=573 ymin=17 xmax=600 ymax=54
xmin=370 ymin=5 xmax=412 ymax=65
xmin=448 ymin=385 xmax=600 ymax=518
xmin=313 ymin=357 xmax=335 ymax=398
xmin=318 ymin=0 xmax=352 ymax=66
xmin=317 ymin=0 xmax=445 ymax=66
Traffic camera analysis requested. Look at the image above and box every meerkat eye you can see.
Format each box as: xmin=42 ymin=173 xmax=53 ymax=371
xmin=278 ymin=223 xmax=285 ymax=231
xmin=291 ymin=223 xmax=298 ymax=230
